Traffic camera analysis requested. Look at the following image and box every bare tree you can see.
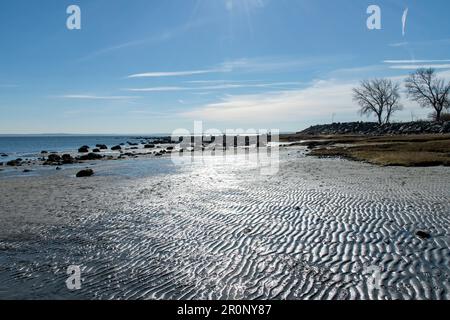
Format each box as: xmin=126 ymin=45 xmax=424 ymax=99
xmin=405 ymin=68 xmax=450 ymax=122
xmin=353 ymin=79 xmax=403 ymax=125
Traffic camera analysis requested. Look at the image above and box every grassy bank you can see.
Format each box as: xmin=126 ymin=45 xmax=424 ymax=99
xmin=281 ymin=134 xmax=450 ymax=167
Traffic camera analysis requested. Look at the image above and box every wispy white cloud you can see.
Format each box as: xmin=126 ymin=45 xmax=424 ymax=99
xmin=187 ymin=80 xmax=260 ymax=84
xmin=383 ymin=59 xmax=450 ymax=70
xmin=128 ymin=110 xmax=174 ymax=118
xmin=388 ymin=64 xmax=450 ymax=70
xmin=180 ymin=67 xmax=450 ymax=124
xmin=58 ymin=94 xmax=139 ymax=100
xmin=326 ymin=65 xmax=386 ymax=79
xmin=125 ymin=86 xmax=187 ymax=92
xmin=201 ymin=82 xmax=302 ymax=90
xmin=384 ymin=59 xmax=450 ymax=64
xmin=181 ymin=80 xmax=357 ymax=123
xmin=128 ymin=69 xmax=224 ymax=78
xmin=127 ymin=56 xmax=338 ymax=79
xmin=79 ymin=18 xmax=212 ymax=62
xmin=389 ymin=42 xmax=409 ymax=47
xmin=219 ymin=56 xmax=332 ymax=74
xmin=389 ymin=38 xmax=450 ymax=48
xmin=179 ymin=65 xmax=450 ymax=126
xmin=124 ymin=82 xmax=303 ymax=92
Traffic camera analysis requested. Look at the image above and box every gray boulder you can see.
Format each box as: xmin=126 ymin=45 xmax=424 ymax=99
xmin=76 ymin=169 xmax=94 ymax=178
xmin=78 ymin=146 xmax=90 ymax=153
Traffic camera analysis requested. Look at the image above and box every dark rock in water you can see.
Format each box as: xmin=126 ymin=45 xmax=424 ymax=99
xmin=7 ymin=159 xmax=22 ymax=166
xmin=127 ymin=141 xmax=139 ymax=146
xmin=78 ymin=146 xmax=90 ymax=153
xmin=416 ymin=230 xmax=431 ymax=240
xmin=92 ymin=148 xmax=101 ymax=153
xmin=166 ymin=146 xmax=174 ymax=151
xmin=1 ymin=153 xmax=8 ymax=157
xmin=77 ymin=153 xmax=103 ymax=161
xmin=111 ymin=145 xmax=122 ymax=151
xmin=23 ymin=169 xmax=32 ymax=173
xmin=76 ymin=169 xmax=94 ymax=178
xmin=295 ymin=206 xmax=301 ymax=211
xmin=144 ymin=144 xmax=155 ymax=149
xmin=62 ymin=154 xmax=74 ymax=164
xmin=43 ymin=154 xmax=63 ymax=165
xmin=40 ymin=151 xmax=48 ymax=154
xmin=47 ymin=154 xmax=61 ymax=162
xmin=56 ymin=167 xmax=62 ymax=170
xmin=96 ymin=144 xmax=108 ymax=150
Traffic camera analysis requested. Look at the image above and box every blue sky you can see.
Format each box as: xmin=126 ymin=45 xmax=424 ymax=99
xmin=1 ymin=0 xmax=450 ymax=134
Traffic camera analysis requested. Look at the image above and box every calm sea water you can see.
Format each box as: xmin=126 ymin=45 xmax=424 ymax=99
xmin=0 ymin=135 xmax=167 ymax=161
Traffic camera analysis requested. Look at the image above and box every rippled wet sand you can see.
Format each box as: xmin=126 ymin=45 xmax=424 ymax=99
xmin=0 ymin=148 xmax=449 ymax=300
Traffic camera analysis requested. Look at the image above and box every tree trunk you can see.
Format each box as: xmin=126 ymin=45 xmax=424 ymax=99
xmin=436 ymin=109 xmax=442 ymax=122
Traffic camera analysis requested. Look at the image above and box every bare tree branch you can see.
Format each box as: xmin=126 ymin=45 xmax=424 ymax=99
xmin=353 ymin=79 xmax=403 ymax=125
xmin=405 ymin=68 xmax=450 ymax=122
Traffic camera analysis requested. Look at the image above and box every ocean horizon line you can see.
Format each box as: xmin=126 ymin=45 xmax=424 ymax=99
xmin=0 ymin=133 xmax=173 ymax=137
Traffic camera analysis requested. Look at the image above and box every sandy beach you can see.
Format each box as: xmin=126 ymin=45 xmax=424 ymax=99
xmin=0 ymin=147 xmax=449 ymax=300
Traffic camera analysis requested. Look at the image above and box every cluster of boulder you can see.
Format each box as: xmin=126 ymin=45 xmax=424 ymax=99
xmin=6 ymin=158 xmax=23 ymax=166
xmin=41 ymin=144 xmax=110 ymax=166
xmin=2 ymin=158 xmax=35 ymax=167
xmin=299 ymin=121 xmax=450 ymax=136
xmin=43 ymin=154 xmax=77 ymax=166
xmin=0 ymin=138 xmax=179 ymax=172
xmin=79 ymin=144 xmax=108 ymax=153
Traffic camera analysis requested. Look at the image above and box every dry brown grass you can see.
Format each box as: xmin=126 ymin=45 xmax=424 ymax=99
xmin=295 ymin=135 xmax=450 ymax=167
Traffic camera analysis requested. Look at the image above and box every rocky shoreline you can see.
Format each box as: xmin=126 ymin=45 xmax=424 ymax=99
xmin=299 ymin=121 xmax=450 ymax=136
xmin=0 ymin=136 xmax=177 ymax=174
xmin=0 ymin=134 xmax=273 ymax=175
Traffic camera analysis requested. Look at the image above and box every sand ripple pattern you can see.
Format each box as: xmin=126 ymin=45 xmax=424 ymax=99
xmin=0 ymin=149 xmax=449 ymax=300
